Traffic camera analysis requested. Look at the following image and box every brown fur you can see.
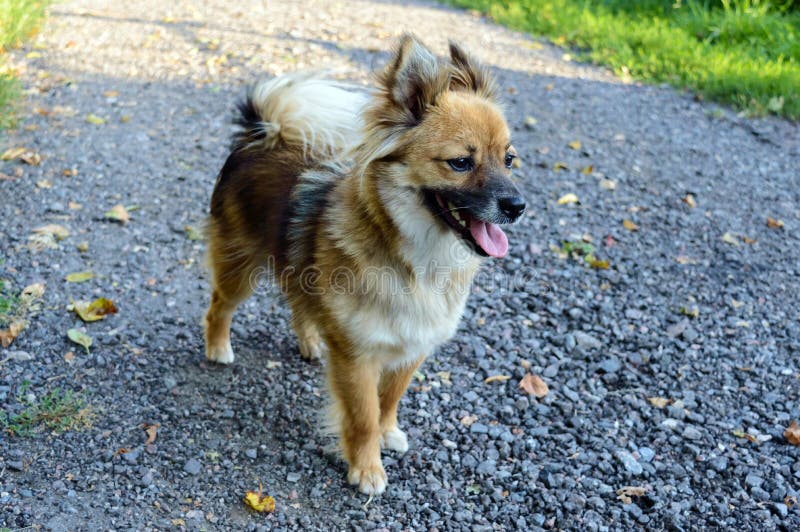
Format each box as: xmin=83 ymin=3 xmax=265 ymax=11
xmin=204 ymin=34 xmax=520 ymax=494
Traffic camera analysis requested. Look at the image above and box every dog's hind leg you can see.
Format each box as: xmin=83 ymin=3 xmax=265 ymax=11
xmin=378 ymin=357 xmax=424 ymax=454
xmin=204 ymin=233 xmax=260 ymax=365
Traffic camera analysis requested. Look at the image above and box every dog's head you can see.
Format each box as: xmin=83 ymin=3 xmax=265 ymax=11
xmin=364 ymin=35 xmax=525 ymax=259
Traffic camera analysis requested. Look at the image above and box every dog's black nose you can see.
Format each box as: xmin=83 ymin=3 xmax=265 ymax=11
xmin=498 ymin=196 xmax=526 ymax=219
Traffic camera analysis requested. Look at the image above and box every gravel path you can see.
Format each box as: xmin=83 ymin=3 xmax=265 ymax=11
xmin=2 ymin=0 xmax=799 ymax=530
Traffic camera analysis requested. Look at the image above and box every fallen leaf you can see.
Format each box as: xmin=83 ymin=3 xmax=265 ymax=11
xmin=36 ymin=180 xmax=51 ymax=189
xmin=71 ymin=298 xmax=118 ymax=322
xmin=544 ymin=83 xmax=554 ymax=91
xmin=65 ymin=271 xmax=94 ymax=283
xmin=623 ymin=219 xmax=639 ymax=231
xmin=20 ymin=151 xmax=41 ymax=165
xmin=67 ymin=328 xmax=92 ymax=353
xmin=143 ymin=423 xmax=160 ymax=444
xmin=568 ymin=140 xmax=582 ymax=150
xmin=581 ymin=165 xmax=594 ymax=175
xmin=104 ymin=204 xmax=130 ymax=224
xmin=675 ymin=255 xmax=696 ymax=265
xmin=732 ymin=428 xmax=758 ymax=444
xmin=103 ymin=90 xmax=119 ymax=98
xmin=1 ymin=147 xmax=26 ymax=160
xmin=76 ymin=241 xmax=89 ymax=252
xmin=616 ymin=486 xmax=648 ymax=504
xmin=63 ymin=168 xmax=78 ymax=177
xmin=436 ymin=371 xmax=452 ymax=386
xmin=85 ymin=113 xmax=106 ymax=125
xmin=184 ymin=225 xmax=204 ymax=241
xmin=741 ymin=235 xmax=757 ymax=244
xmin=721 ymin=232 xmax=739 ymax=246
xmin=587 ymin=257 xmax=609 ymax=269
xmin=33 ymin=224 xmax=70 ymax=240
xmin=523 ymin=116 xmax=537 ymax=128
xmin=766 ymin=217 xmax=784 ymax=229
xmin=679 ymin=306 xmax=699 ymax=319
xmin=785 ymin=421 xmax=800 ymax=445
xmin=647 ymin=397 xmax=670 ymax=408
xmin=171 ymin=519 xmax=186 ymax=527
xmin=265 ymin=360 xmax=282 ymax=369
xmin=520 ymin=373 xmax=548 ymax=398
xmin=683 ymin=194 xmax=696 ymax=208
xmin=557 ymin=193 xmax=578 ymax=205
xmin=120 ymin=115 xmax=131 ymax=123
xmin=553 ymin=162 xmax=568 ymax=172
xmin=244 ymin=484 xmax=275 ymax=513
xmin=0 ymin=320 xmax=27 ymax=348
xmin=484 ymin=375 xmax=511 ymax=384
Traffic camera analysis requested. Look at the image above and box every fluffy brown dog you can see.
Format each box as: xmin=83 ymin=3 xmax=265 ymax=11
xmin=204 ymin=34 xmax=525 ymax=494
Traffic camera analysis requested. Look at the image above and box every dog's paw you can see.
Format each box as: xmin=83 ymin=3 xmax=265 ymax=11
xmin=380 ymin=427 xmax=409 ymax=454
xmin=298 ymin=337 xmax=327 ymax=362
xmin=347 ymin=463 xmax=387 ymax=495
xmin=206 ymin=340 xmax=235 ymax=365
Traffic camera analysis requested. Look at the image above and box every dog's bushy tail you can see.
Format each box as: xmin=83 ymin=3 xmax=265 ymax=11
xmin=233 ymin=72 xmax=369 ymax=165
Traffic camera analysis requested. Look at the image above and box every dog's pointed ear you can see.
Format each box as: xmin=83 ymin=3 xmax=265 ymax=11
xmin=448 ymin=41 xmax=497 ymax=99
xmin=382 ymin=34 xmax=448 ymax=122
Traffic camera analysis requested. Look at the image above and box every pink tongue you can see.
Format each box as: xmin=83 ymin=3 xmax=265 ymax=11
xmin=469 ymin=220 xmax=509 ymax=258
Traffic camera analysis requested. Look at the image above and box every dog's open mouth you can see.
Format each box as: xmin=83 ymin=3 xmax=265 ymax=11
xmin=422 ymin=190 xmax=509 ymax=258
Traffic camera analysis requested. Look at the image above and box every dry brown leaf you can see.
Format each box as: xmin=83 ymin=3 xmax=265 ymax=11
xmin=104 ymin=204 xmax=130 ymax=224
xmin=785 ymin=421 xmax=800 ymax=445
xmin=1 ymin=147 xmax=26 ymax=160
xmin=484 ymin=375 xmax=511 ymax=384
xmin=587 ymin=257 xmax=610 ymax=270
xmin=0 ymin=320 xmax=27 ymax=348
xmin=623 ymin=219 xmax=639 ymax=231
xmin=520 ymin=373 xmax=548 ymax=398
xmin=616 ymin=486 xmax=648 ymax=504
xmin=143 ymin=423 xmax=160 ymax=444
xmin=32 ymin=224 xmax=70 ymax=240
xmin=647 ymin=397 xmax=670 ymax=408
xmin=766 ymin=217 xmax=784 ymax=229
xmin=581 ymin=165 xmax=594 ymax=175
xmin=568 ymin=140 xmax=582 ymax=150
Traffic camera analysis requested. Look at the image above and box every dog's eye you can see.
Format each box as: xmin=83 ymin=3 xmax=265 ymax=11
xmin=504 ymin=153 xmax=516 ymax=169
xmin=447 ymin=157 xmax=474 ymax=172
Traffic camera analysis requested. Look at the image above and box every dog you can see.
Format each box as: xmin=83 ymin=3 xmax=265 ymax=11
xmin=204 ymin=34 xmax=525 ymax=495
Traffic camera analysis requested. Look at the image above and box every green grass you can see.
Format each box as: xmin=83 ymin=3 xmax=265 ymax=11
xmin=0 ymin=381 xmax=95 ymax=436
xmin=0 ymin=0 xmax=50 ymax=128
xmin=0 ymin=279 xmax=20 ymax=327
xmin=446 ymin=0 xmax=800 ymax=119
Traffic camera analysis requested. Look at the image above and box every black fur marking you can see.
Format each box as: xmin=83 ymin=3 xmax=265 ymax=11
xmin=285 ymin=172 xmax=337 ymax=269
xmin=230 ymin=91 xmax=266 ymax=151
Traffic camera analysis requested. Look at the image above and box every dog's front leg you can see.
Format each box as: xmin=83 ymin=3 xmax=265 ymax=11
xmin=378 ymin=357 xmax=424 ymax=454
xmin=328 ymin=351 xmax=386 ymax=495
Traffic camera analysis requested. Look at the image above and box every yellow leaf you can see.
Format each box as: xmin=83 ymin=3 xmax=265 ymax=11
xmin=0 ymin=319 xmax=27 ymax=348
xmin=568 ymin=140 xmax=582 ymax=150
xmin=184 ymin=225 xmax=204 ymax=241
xmin=557 ymin=193 xmax=578 ymax=205
xmin=86 ymin=114 xmax=106 ymax=125
xmin=766 ymin=217 xmax=784 ymax=229
xmin=484 ymin=375 xmax=511 ymax=384
xmin=721 ymin=232 xmax=739 ymax=246
xmin=553 ymin=162 xmax=568 ymax=172
xmin=103 ymin=90 xmax=119 ymax=98
xmin=244 ymin=485 xmax=275 ymax=513
xmin=520 ymin=373 xmax=548 ymax=398
xmin=1 ymin=147 xmax=27 ymax=160
xmin=120 ymin=115 xmax=131 ymax=123
xmin=587 ymin=257 xmax=609 ymax=269
xmin=581 ymin=165 xmax=594 ymax=175
xmin=623 ymin=219 xmax=639 ymax=231
xmin=77 ymin=241 xmax=89 ymax=252
xmin=66 ymin=271 xmax=94 ymax=283
xmin=71 ymin=298 xmax=118 ymax=322
xmin=104 ymin=204 xmax=130 ymax=224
